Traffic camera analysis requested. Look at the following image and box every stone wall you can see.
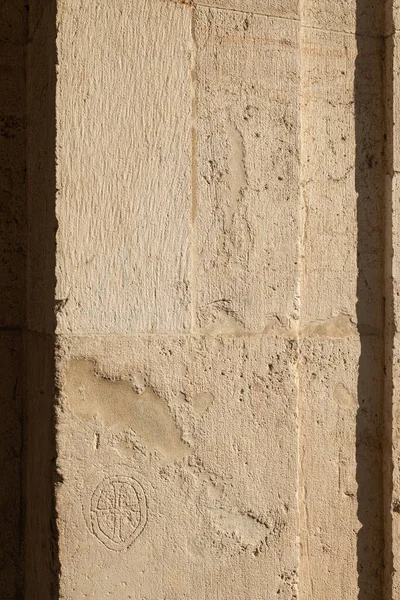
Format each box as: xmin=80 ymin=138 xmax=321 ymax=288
xmin=7 ymin=0 xmax=400 ymax=597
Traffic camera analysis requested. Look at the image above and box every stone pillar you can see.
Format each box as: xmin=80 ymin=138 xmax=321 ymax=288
xmin=299 ymin=1 xmax=385 ymax=598
xmin=23 ymin=0 xmax=393 ymax=598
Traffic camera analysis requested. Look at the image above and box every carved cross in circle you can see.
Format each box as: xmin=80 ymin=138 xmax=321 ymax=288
xmin=89 ymin=477 xmax=147 ymax=551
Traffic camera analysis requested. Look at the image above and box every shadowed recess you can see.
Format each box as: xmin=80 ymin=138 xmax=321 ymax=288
xmin=0 ymin=2 xmax=27 ymax=598
xmin=24 ymin=0 xmax=59 ymax=598
xmin=355 ymin=0 xmax=386 ymax=598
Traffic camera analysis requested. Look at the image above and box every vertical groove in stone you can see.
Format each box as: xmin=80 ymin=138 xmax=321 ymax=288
xmin=355 ymin=3 xmax=386 ymax=597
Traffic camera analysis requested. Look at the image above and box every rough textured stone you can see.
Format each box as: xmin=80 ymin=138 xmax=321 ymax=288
xmin=302 ymin=0 xmax=382 ymax=35
xmin=391 ymin=334 xmax=400 ymax=598
xmin=56 ymin=335 xmax=299 ymax=599
xmin=299 ymin=337 xmax=383 ymax=599
xmin=195 ymin=8 xmax=300 ymax=334
xmin=195 ymin=0 xmax=299 ymax=19
xmin=300 ymin=29 xmax=384 ymax=330
xmin=55 ymin=0 xmax=192 ymax=335
xmin=16 ymin=0 xmax=397 ymax=598
xmin=300 ymin=24 xmax=385 ymax=600
xmin=388 ymin=160 xmax=400 ymax=597
xmin=390 ymin=0 xmax=400 ymax=32
xmin=392 ymin=35 xmax=400 ymax=174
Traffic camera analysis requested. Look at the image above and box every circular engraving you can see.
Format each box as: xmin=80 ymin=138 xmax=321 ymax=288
xmin=90 ymin=477 xmax=147 ymax=551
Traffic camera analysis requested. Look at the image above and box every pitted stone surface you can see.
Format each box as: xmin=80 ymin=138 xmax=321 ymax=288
xmin=22 ymin=0 xmax=393 ymax=598
xmin=57 ymin=335 xmax=299 ymax=598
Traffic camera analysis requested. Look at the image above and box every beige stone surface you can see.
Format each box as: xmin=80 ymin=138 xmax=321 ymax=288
xmin=194 ymin=8 xmax=300 ymax=333
xmin=300 ymin=24 xmax=385 ymax=600
xmin=302 ymin=0 xmax=382 ymax=35
xmin=390 ymin=333 xmax=400 ymax=599
xmin=380 ymin=5 xmax=400 ymax=599
xmin=391 ymin=0 xmax=400 ymax=32
xmin=392 ymin=35 xmax=400 ymax=173
xmin=19 ymin=0 xmax=396 ymax=597
xmin=56 ymin=335 xmax=299 ymax=599
xmin=299 ymin=337 xmax=383 ymax=599
xmin=55 ymin=0 xmax=192 ymax=335
xmin=53 ymin=6 xmax=303 ymax=593
xmin=388 ymin=106 xmax=400 ymax=599
xmin=391 ymin=175 xmax=400 ymax=326
xmin=385 ymin=7 xmax=400 ymax=597
xmin=194 ymin=0 xmax=298 ymax=19
xmin=300 ymin=29 xmax=383 ymax=330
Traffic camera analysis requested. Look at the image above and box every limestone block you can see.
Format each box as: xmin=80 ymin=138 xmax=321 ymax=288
xmin=55 ymin=0 xmax=192 ymax=335
xmin=28 ymin=0 xmax=391 ymax=596
xmin=390 ymin=1 xmax=400 ymax=33
xmin=389 ymin=179 xmax=400 ymax=597
xmin=299 ymin=336 xmax=383 ymax=599
xmin=56 ymin=334 xmax=299 ymax=599
xmin=302 ymin=0 xmax=382 ymax=36
xmin=194 ymin=0 xmax=299 ymax=19
xmin=391 ymin=334 xmax=400 ymax=598
xmin=392 ymin=35 xmax=400 ymax=173
xmin=390 ymin=175 xmax=400 ymax=329
xmin=301 ymin=29 xmax=383 ymax=331
xmin=195 ymin=7 xmax=300 ymax=333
